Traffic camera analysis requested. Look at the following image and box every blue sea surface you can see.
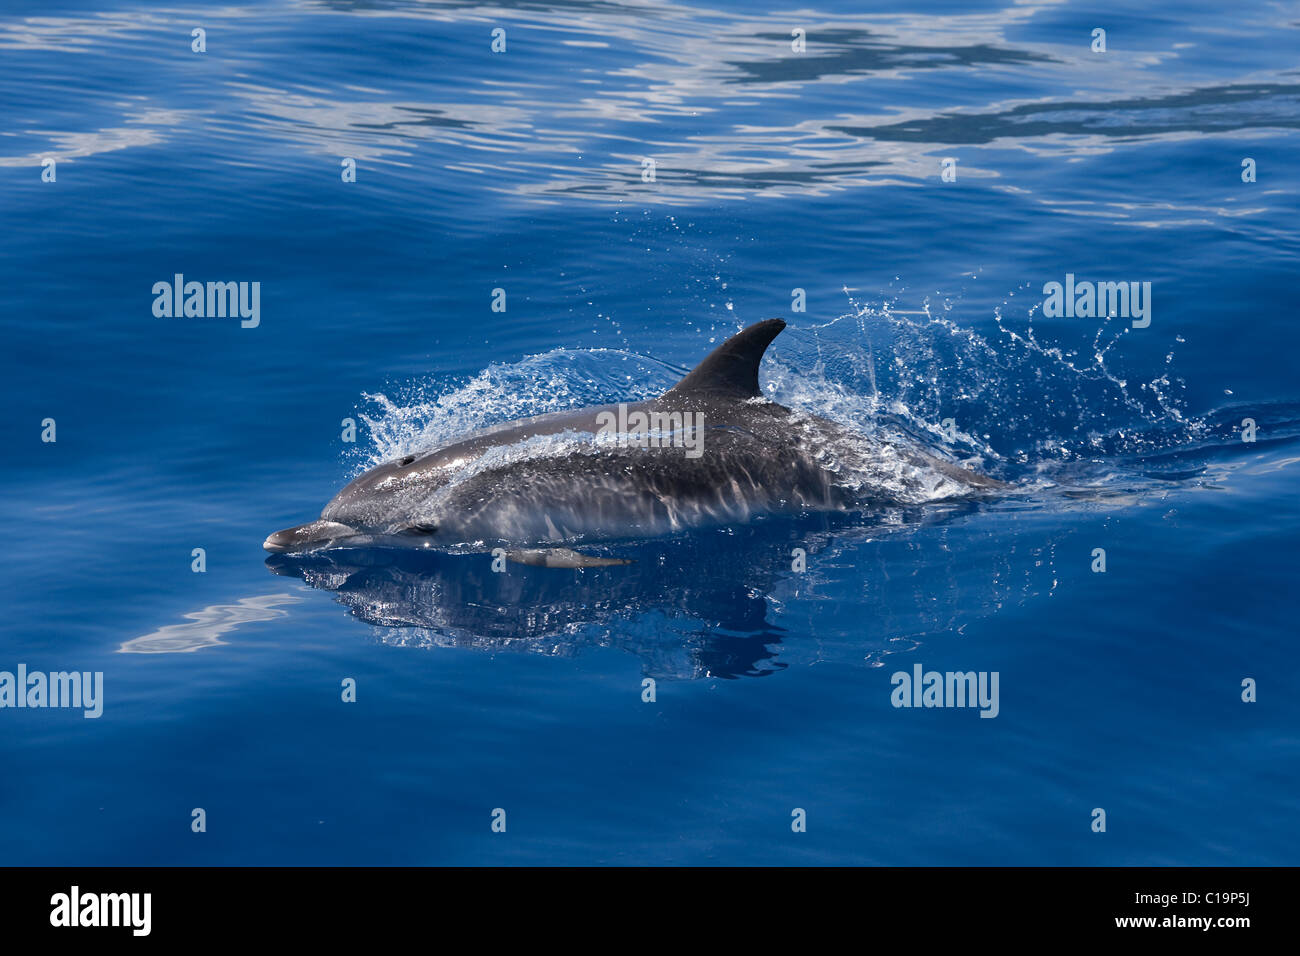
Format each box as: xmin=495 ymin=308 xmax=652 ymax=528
xmin=2 ymin=0 xmax=1298 ymax=865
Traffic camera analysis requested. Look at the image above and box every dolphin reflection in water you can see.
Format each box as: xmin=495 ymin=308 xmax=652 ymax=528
xmin=267 ymin=503 xmax=1000 ymax=679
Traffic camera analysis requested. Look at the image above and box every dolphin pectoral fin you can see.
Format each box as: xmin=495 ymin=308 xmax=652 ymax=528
xmin=505 ymin=548 xmax=633 ymax=569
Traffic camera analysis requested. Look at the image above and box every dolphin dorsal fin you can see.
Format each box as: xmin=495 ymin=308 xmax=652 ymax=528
xmin=663 ymin=318 xmax=786 ymax=399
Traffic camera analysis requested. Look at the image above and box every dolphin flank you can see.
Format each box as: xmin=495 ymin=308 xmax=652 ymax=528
xmin=264 ymin=319 xmax=1003 ymax=559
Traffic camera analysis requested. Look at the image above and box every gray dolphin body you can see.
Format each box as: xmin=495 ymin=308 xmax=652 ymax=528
xmin=264 ymin=319 xmax=1002 ymax=559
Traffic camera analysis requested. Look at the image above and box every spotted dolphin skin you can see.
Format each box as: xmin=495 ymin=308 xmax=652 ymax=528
xmin=264 ymin=319 xmax=1002 ymax=561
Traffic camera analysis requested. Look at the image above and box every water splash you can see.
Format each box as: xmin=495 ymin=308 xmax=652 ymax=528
xmin=352 ymin=348 xmax=680 ymax=471
xmin=764 ymin=294 xmax=1211 ymax=481
xmin=349 ymin=291 xmax=1235 ymax=499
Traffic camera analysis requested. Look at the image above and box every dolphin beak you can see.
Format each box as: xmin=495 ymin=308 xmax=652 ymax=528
xmin=263 ymin=519 xmax=358 ymax=553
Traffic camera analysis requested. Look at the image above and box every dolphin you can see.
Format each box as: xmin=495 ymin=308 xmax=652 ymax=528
xmin=264 ymin=319 xmax=1002 ymax=564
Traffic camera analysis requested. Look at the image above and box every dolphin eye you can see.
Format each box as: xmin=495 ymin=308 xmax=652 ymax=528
xmin=398 ymin=455 xmax=416 ymax=466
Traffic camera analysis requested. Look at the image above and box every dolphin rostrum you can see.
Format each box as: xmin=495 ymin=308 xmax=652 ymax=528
xmin=264 ymin=319 xmax=1002 ymax=564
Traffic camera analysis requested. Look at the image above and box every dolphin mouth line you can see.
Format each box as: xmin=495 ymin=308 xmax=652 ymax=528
xmin=262 ymin=536 xmax=315 ymax=554
xmin=263 ymin=519 xmax=361 ymax=554
xmin=263 ymin=520 xmax=443 ymax=554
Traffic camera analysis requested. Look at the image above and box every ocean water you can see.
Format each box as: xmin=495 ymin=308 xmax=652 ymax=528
xmin=2 ymin=0 xmax=1297 ymax=865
